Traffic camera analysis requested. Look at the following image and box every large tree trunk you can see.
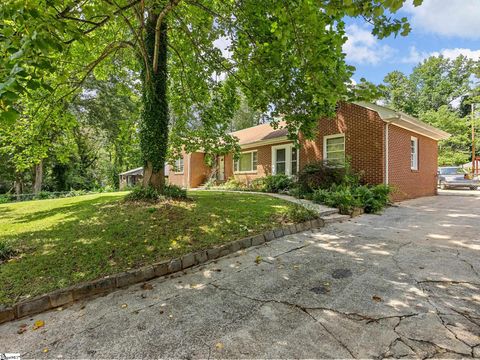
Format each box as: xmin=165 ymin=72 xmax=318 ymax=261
xmin=14 ymin=172 xmax=23 ymax=200
xmin=140 ymin=13 xmax=169 ymax=191
xmin=33 ymin=159 xmax=43 ymax=195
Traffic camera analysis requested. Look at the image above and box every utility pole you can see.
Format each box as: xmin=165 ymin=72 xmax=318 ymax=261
xmin=473 ymin=103 xmax=477 ymax=176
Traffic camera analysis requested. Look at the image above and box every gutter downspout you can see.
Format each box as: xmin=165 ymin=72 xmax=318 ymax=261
xmin=385 ymin=122 xmax=389 ymax=185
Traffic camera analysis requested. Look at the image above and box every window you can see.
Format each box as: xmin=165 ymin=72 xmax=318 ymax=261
xmin=276 ymin=148 xmax=286 ymax=174
xmin=411 ymin=137 xmax=418 ymax=170
xmin=272 ymin=144 xmax=299 ymax=176
xmin=175 ymin=158 xmax=184 ymax=173
xmin=234 ymin=151 xmax=257 ymax=173
xmin=291 ymin=147 xmax=298 ymax=175
xmin=324 ymin=134 xmax=345 ymax=164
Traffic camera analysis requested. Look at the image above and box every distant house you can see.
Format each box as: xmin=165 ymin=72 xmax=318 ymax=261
xmin=119 ymin=167 xmax=144 ymax=189
xmin=119 ymin=165 xmax=171 ymax=190
xmin=168 ymin=102 xmax=449 ymax=201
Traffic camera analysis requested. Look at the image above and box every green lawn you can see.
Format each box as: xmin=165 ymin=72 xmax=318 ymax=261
xmin=0 ymin=191 xmax=302 ymax=305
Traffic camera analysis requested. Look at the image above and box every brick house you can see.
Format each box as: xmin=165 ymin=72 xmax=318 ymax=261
xmin=168 ymin=102 xmax=449 ymax=201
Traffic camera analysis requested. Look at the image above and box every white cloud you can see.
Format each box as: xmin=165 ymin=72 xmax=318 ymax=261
xmin=343 ymin=24 xmax=395 ymax=65
xmin=401 ymin=46 xmax=480 ymax=63
xmin=403 ymin=0 xmax=480 ymax=39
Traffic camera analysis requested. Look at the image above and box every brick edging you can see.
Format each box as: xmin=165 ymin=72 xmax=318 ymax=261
xmin=0 ymin=218 xmax=326 ymax=325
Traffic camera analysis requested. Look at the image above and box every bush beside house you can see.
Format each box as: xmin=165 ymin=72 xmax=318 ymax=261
xmin=209 ymin=161 xmax=391 ymax=215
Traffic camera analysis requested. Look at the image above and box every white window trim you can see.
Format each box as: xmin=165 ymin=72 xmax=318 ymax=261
xmin=271 ymin=143 xmax=299 ymax=176
xmin=174 ymin=158 xmax=184 ymax=174
xmin=233 ymin=150 xmax=258 ymax=174
xmin=411 ymin=136 xmax=419 ymax=171
xmin=323 ymin=134 xmax=345 ymax=163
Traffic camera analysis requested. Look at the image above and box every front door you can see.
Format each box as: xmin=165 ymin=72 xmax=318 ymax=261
xmin=218 ymin=156 xmax=225 ymax=181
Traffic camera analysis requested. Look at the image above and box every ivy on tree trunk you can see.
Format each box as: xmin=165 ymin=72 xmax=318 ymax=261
xmin=140 ymin=12 xmax=169 ymax=191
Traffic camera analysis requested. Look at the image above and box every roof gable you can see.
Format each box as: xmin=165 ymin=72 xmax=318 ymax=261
xmin=230 ymin=121 xmax=289 ymax=146
xmin=353 ymin=101 xmax=450 ymax=140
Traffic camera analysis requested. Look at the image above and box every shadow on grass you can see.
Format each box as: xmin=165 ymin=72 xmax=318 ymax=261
xmin=0 ymin=191 xmax=290 ymax=304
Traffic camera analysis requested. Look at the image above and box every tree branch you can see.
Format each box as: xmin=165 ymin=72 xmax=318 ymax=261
xmin=153 ymin=0 xmax=182 ymax=73
xmin=63 ymin=0 xmax=141 ymax=44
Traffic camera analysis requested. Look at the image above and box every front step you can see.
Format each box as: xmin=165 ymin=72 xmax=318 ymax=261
xmin=317 ymin=208 xmax=339 ymax=217
xmin=321 ymin=214 xmax=351 ymax=224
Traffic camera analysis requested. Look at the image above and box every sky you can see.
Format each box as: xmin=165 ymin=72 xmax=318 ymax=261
xmin=344 ymin=0 xmax=480 ymax=84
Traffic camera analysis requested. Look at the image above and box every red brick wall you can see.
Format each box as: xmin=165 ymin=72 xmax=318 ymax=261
xmin=388 ymin=125 xmax=438 ymax=201
xmin=167 ymin=152 xmax=210 ymax=188
xmin=189 ymin=152 xmax=211 ymax=188
xmin=224 ymin=141 xmax=293 ymax=183
xmin=167 ymin=152 xmax=188 ymax=188
xmin=299 ymin=102 xmax=385 ymax=185
xmin=169 ymin=102 xmax=439 ymax=200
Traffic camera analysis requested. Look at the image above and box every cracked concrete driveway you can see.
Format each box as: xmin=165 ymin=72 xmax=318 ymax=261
xmin=1 ymin=194 xmax=479 ymax=359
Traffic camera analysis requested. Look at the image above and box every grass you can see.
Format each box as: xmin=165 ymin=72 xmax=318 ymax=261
xmin=0 ymin=191 xmax=310 ymax=305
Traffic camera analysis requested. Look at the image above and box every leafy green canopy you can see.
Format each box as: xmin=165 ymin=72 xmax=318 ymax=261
xmin=381 ymin=55 xmax=479 ymax=165
xmin=1 ymin=0 xmax=419 ymax=159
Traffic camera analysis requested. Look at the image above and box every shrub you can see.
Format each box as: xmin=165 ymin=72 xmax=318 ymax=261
xmin=162 ymin=184 xmax=187 ymax=200
xmin=125 ymin=186 xmax=161 ymax=202
xmin=125 ymin=185 xmax=187 ymax=202
xmin=37 ymin=191 xmax=55 ymax=199
xmin=0 ymin=241 xmax=15 ymax=262
xmin=249 ymin=178 xmax=266 ymax=191
xmin=284 ymin=205 xmax=318 ymax=223
xmin=0 ymin=195 xmax=10 ymax=204
xmin=355 ymin=184 xmax=391 ymax=213
xmin=203 ymin=178 xmax=217 ymax=189
xmin=312 ymin=186 xmax=362 ymax=215
xmin=222 ymin=178 xmax=246 ymax=190
xmin=312 ymin=184 xmax=391 ymax=215
xmin=297 ymin=161 xmax=363 ymax=194
xmin=297 ymin=161 xmax=347 ymax=193
xmin=263 ymin=174 xmax=294 ymax=193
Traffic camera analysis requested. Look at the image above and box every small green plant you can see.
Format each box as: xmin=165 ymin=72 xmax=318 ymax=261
xmin=356 ymin=184 xmax=391 ymax=213
xmin=203 ymin=178 xmax=217 ymax=189
xmin=0 ymin=241 xmax=15 ymax=262
xmin=263 ymin=174 xmax=294 ymax=193
xmin=312 ymin=186 xmax=361 ymax=215
xmin=125 ymin=186 xmax=161 ymax=202
xmin=285 ymin=205 xmax=318 ymax=223
xmin=0 ymin=195 xmax=10 ymax=204
xmin=222 ymin=178 xmax=246 ymax=190
xmin=312 ymin=184 xmax=391 ymax=214
xmin=125 ymin=184 xmax=187 ymax=202
xmin=162 ymin=184 xmax=187 ymax=200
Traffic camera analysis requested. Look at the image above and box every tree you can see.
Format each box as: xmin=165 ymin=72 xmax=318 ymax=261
xmin=230 ymin=92 xmax=263 ymax=132
xmin=382 ymin=55 xmax=476 ymax=117
xmin=1 ymin=0 xmax=420 ymax=191
xmin=421 ymin=106 xmax=472 ymax=165
xmin=381 ymin=55 xmax=479 ymax=165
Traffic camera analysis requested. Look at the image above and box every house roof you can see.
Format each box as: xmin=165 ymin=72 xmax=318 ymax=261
xmin=119 ymin=167 xmax=144 ymax=176
xmin=229 ymin=102 xmax=449 ymax=147
xmin=230 ymin=121 xmax=289 ymax=147
xmin=354 ymin=101 xmax=450 ymax=141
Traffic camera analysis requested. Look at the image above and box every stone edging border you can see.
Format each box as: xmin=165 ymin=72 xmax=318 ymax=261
xmin=0 ymin=218 xmax=327 ymax=325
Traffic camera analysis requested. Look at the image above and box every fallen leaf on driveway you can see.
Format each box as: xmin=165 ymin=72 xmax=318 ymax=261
xmin=215 ymin=342 xmax=224 ymax=350
xmin=121 ymin=304 xmax=128 ymax=308
xmin=33 ymin=320 xmax=45 ymax=330
xmin=255 ymin=256 xmax=262 ymax=264
xmin=43 ymin=348 xmax=49 ymax=353
xmin=372 ymin=295 xmax=382 ymax=302
xmin=141 ymin=283 xmax=153 ymax=290
xmin=17 ymin=325 xmax=27 ymax=334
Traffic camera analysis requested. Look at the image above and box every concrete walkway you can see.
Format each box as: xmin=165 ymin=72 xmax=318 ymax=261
xmin=1 ymin=194 xmax=479 ymax=358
